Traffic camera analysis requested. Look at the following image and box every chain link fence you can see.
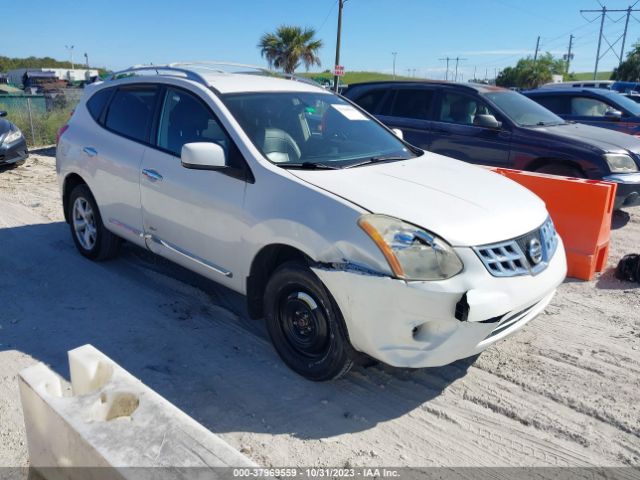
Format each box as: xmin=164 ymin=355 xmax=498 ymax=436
xmin=0 ymin=88 xmax=84 ymax=147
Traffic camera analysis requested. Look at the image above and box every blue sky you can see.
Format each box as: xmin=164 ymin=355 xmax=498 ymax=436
xmin=5 ymin=0 xmax=640 ymax=79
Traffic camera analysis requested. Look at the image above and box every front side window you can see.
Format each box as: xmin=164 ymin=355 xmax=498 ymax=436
xmin=222 ymin=91 xmax=416 ymax=167
xmin=570 ymin=97 xmax=609 ymax=117
xmin=157 ymin=87 xmax=230 ymax=157
xmin=484 ymin=91 xmax=564 ymax=126
xmin=104 ymin=86 xmax=158 ymax=142
xmin=438 ymin=92 xmax=496 ymax=125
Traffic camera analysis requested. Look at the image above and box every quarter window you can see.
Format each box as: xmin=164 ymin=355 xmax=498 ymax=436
xmin=533 ymin=95 xmax=569 ymax=114
xmin=86 ymin=88 xmax=113 ymax=122
xmin=353 ymin=89 xmax=387 ymax=114
xmin=104 ymin=86 xmax=158 ymax=142
xmin=157 ymin=88 xmax=230 ymax=157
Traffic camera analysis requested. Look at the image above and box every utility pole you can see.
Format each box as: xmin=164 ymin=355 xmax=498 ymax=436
xmin=564 ymin=35 xmax=574 ymax=75
xmin=333 ymin=0 xmax=345 ymax=92
xmin=439 ymin=57 xmax=451 ymax=81
xmin=412 ymin=68 xmax=416 ymax=77
xmin=620 ymin=6 xmax=632 ymax=68
xmin=84 ymin=52 xmax=89 ymax=69
xmin=580 ymin=5 xmax=640 ymax=79
xmin=533 ymin=36 xmax=541 ymax=64
xmin=392 ymin=52 xmax=397 ymax=79
xmin=454 ymin=57 xmax=467 ymax=82
xmin=594 ymin=6 xmax=606 ymax=80
xmin=65 ymin=45 xmax=75 ymax=70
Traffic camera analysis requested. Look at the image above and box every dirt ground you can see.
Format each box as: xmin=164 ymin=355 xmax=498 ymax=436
xmin=0 ymin=148 xmax=638 ymax=468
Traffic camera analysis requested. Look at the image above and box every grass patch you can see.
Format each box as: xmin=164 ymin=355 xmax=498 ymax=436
xmin=0 ymin=103 xmax=74 ymax=147
xmin=571 ymin=71 xmax=612 ymax=81
xmin=299 ymin=70 xmax=415 ymax=85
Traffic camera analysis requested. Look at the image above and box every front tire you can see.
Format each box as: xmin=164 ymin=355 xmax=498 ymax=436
xmin=264 ymin=261 xmax=354 ymax=381
xmin=535 ymin=163 xmax=583 ymax=178
xmin=68 ymin=184 xmax=121 ymax=261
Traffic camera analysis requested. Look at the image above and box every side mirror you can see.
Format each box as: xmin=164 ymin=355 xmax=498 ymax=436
xmin=604 ymin=109 xmax=623 ymax=120
xmin=474 ymin=114 xmax=502 ymax=129
xmin=0 ymin=111 xmax=7 ymax=118
xmin=181 ymin=142 xmax=226 ymax=170
xmin=392 ymin=128 xmax=404 ymax=140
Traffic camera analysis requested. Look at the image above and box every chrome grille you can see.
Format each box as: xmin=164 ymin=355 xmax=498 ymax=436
xmin=473 ymin=217 xmax=559 ymax=277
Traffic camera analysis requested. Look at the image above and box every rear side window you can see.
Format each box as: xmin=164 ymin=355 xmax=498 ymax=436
xmin=352 ymin=89 xmax=387 ymax=114
xmin=388 ymin=89 xmax=434 ymax=119
xmin=533 ymin=95 xmax=570 ymax=114
xmin=86 ymin=88 xmax=113 ymax=121
xmin=104 ymin=86 xmax=158 ymax=142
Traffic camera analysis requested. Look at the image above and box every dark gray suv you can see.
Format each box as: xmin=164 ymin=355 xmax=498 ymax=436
xmin=344 ymin=81 xmax=640 ymax=209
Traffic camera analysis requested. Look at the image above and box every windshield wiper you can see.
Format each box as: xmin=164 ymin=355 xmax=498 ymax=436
xmin=344 ymin=155 xmax=410 ymax=169
xmin=277 ymin=162 xmax=340 ymax=170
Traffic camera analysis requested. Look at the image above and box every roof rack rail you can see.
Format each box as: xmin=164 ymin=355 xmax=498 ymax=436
xmin=107 ymin=61 xmax=323 ymax=88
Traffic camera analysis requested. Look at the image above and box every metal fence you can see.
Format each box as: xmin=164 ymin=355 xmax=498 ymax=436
xmin=0 ymin=89 xmax=84 ymax=147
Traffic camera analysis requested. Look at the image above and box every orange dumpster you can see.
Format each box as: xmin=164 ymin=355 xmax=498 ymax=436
xmin=486 ymin=167 xmax=617 ymax=281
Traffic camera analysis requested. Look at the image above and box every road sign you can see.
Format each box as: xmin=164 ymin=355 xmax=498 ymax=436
xmin=333 ymin=65 xmax=345 ymax=77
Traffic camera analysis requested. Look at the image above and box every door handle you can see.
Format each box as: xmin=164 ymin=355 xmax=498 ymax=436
xmin=82 ymin=147 xmax=98 ymax=157
xmin=142 ymin=169 xmax=163 ymax=182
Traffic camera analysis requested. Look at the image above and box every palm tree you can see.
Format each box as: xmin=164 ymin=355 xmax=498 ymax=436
xmin=258 ymin=26 xmax=323 ymax=74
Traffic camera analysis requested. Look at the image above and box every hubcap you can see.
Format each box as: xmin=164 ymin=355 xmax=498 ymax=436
xmin=279 ymin=290 xmax=329 ymax=358
xmin=72 ymin=197 xmax=97 ymax=250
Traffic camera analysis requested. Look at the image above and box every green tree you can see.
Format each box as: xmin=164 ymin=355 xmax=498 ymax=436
xmin=496 ymin=53 xmax=566 ymax=89
xmin=258 ymin=26 xmax=323 ymax=74
xmin=611 ymin=42 xmax=640 ymax=81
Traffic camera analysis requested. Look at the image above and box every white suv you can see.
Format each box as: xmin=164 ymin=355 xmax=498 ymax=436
xmin=56 ymin=63 xmax=567 ymax=381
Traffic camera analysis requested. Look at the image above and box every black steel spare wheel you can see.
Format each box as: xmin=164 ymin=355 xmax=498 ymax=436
xmin=264 ymin=261 xmax=354 ymax=381
xmin=280 ymin=290 xmax=329 ymax=358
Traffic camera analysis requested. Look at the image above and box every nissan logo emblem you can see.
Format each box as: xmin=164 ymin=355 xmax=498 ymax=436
xmin=528 ymin=238 xmax=543 ymax=265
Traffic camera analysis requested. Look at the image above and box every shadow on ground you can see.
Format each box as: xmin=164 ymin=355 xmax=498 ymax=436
xmin=0 ymin=220 xmax=473 ymax=440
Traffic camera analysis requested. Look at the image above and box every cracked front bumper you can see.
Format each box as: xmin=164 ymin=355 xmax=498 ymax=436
xmin=313 ymin=239 xmax=567 ymax=368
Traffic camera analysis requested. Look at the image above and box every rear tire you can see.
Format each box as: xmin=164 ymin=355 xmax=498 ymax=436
xmin=68 ymin=184 xmax=121 ymax=261
xmin=264 ymin=261 xmax=354 ymax=381
xmin=535 ymin=163 xmax=583 ymax=178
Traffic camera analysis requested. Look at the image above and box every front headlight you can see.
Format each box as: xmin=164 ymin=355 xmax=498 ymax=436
xmin=604 ymin=153 xmax=638 ymax=173
xmin=2 ymin=129 xmax=23 ymax=145
xmin=358 ymin=214 xmax=463 ymax=281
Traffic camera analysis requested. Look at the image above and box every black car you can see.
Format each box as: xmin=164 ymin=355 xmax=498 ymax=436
xmin=523 ymin=88 xmax=640 ymax=136
xmin=343 ymin=81 xmax=640 ymax=209
xmin=0 ymin=111 xmax=28 ymax=167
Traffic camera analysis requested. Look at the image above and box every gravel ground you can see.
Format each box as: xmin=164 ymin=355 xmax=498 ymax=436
xmin=0 ymin=148 xmax=638 ymax=468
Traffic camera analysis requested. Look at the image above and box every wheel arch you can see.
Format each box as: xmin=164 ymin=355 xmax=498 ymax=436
xmin=62 ymin=173 xmax=88 ymax=223
xmin=524 ymin=157 xmax=588 ymax=177
xmin=246 ymin=244 xmax=314 ymax=319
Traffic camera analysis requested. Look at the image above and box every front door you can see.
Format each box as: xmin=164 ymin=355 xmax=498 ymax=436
xmin=140 ymin=86 xmax=249 ymax=291
xmin=429 ymin=91 xmax=511 ymax=167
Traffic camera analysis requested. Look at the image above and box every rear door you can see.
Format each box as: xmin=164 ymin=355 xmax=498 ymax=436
xmin=87 ymin=84 xmax=160 ymax=245
xmin=375 ymin=86 xmax=436 ymax=149
xmin=140 ymin=86 xmax=250 ymax=291
xmin=429 ymin=90 xmax=511 ymax=167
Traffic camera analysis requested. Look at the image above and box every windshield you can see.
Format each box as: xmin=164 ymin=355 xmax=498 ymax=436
xmin=605 ymin=91 xmax=640 ymax=116
xmin=484 ymin=91 xmax=565 ymax=127
xmin=222 ymin=91 xmax=417 ymax=168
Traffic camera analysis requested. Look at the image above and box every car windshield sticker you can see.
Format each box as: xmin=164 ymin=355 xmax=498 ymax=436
xmin=332 ymin=104 xmax=369 ymax=121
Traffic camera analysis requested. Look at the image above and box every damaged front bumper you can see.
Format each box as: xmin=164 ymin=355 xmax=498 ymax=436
xmin=312 ymin=239 xmax=567 ymax=368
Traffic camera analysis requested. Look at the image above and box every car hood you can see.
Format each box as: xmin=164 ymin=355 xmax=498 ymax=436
xmin=530 ymin=122 xmax=640 ymax=153
xmin=289 ymin=153 xmax=548 ymax=247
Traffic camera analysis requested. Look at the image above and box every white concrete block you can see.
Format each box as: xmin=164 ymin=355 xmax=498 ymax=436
xmin=19 ymin=345 xmax=256 ymax=479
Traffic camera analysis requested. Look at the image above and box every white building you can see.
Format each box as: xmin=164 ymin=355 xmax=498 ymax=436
xmin=7 ymin=68 xmax=100 ymax=86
